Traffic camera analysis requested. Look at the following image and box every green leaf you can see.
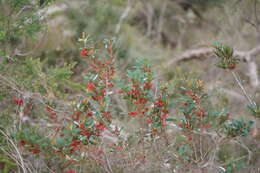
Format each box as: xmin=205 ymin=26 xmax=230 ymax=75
xmin=56 ymin=137 xmax=66 ymax=146
xmin=166 ymin=118 xmax=177 ymax=122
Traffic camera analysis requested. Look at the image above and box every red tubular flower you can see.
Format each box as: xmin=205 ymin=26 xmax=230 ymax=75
xmin=53 ymin=150 xmax=62 ymax=153
xmin=128 ymin=111 xmax=138 ymax=117
xmin=102 ymin=111 xmax=111 ymax=118
xmin=92 ymin=96 xmax=103 ymax=101
xmin=86 ymin=112 xmax=93 ymax=117
xmin=79 ymin=124 xmax=90 ymax=137
xmin=71 ymin=112 xmax=81 ymax=121
xmin=146 ymin=118 xmax=153 ymax=124
xmin=196 ymin=109 xmax=207 ymax=117
xmin=80 ymin=48 xmax=88 ymax=56
xmin=19 ymin=140 xmax=26 ymax=146
xmin=28 ymin=147 xmax=40 ymax=154
xmin=155 ymin=100 xmax=164 ymax=107
xmin=144 ymin=81 xmax=152 ymax=90
xmin=13 ymin=98 xmax=23 ymax=105
xmin=70 ymin=147 xmax=78 ymax=154
xmin=185 ymin=91 xmax=193 ymax=96
xmin=95 ymin=122 xmax=106 ymax=131
xmin=65 ymin=169 xmax=77 ymax=173
xmin=203 ymin=122 xmax=212 ymax=129
xmin=87 ymin=82 xmax=95 ymax=91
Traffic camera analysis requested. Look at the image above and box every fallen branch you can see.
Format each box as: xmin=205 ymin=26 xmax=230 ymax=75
xmin=166 ymin=45 xmax=260 ymax=88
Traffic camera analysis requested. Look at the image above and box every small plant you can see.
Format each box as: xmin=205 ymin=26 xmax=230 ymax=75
xmin=224 ymin=119 xmax=254 ymax=138
xmin=213 ymin=42 xmax=240 ymax=70
xmin=247 ymin=105 xmax=260 ymax=119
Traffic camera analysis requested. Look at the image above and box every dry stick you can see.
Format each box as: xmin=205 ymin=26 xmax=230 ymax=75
xmin=165 ymin=45 xmax=260 ymax=88
xmin=233 ymin=139 xmax=252 ymax=164
xmin=115 ymin=0 xmax=133 ymax=34
xmin=156 ymin=1 xmax=167 ymax=42
xmin=0 ymin=129 xmax=29 ymax=173
xmin=231 ymin=71 xmax=256 ymax=106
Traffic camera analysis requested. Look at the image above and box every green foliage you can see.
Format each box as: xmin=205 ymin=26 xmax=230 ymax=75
xmin=224 ymin=119 xmax=254 ymax=137
xmin=222 ymin=160 xmax=246 ymax=173
xmin=213 ymin=42 xmax=240 ymax=70
xmin=247 ymin=104 xmax=260 ymax=119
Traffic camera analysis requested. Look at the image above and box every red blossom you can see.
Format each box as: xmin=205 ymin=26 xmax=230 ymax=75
xmin=144 ymin=81 xmax=152 ymax=90
xmin=128 ymin=89 xmax=139 ymax=96
xmin=70 ymin=147 xmax=78 ymax=153
xmin=79 ymin=124 xmax=90 ymax=137
xmin=53 ymin=150 xmax=62 ymax=153
xmin=80 ymin=48 xmax=88 ymax=56
xmin=95 ymin=158 xmax=105 ymax=163
xmin=203 ymin=122 xmax=212 ymax=129
xmin=128 ymin=111 xmax=138 ymax=117
xmin=146 ymin=118 xmax=153 ymax=124
xmin=71 ymin=112 xmax=81 ymax=121
xmin=64 ymin=169 xmax=77 ymax=173
xmin=186 ymin=91 xmax=193 ymax=96
xmin=154 ymin=100 xmax=164 ymax=107
xmin=102 ymin=111 xmax=111 ymax=118
xmin=92 ymin=96 xmax=103 ymax=101
xmin=134 ymin=98 xmax=146 ymax=105
xmin=13 ymin=98 xmax=23 ymax=105
xmin=161 ymin=109 xmax=169 ymax=114
xmin=28 ymin=147 xmax=40 ymax=154
xmin=196 ymin=109 xmax=207 ymax=117
xmin=117 ymin=90 xmax=124 ymax=94
xmin=95 ymin=122 xmax=106 ymax=131
xmin=19 ymin=140 xmax=26 ymax=146
xmin=87 ymin=82 xmax=95 ymax=91
xmin=86 ymin=112 xmax=93 ymax=117
xmin=45 ymin=106 xmax=57 ymax=120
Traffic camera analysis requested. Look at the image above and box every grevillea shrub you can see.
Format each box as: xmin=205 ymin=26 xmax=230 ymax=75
xmin=2 ymin=36 xmax=256 ymax=173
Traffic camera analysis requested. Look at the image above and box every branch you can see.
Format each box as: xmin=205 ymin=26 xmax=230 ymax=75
xmin=115 ymin=0 xmax=133 ymax=34
xmin=166 ymin=45 xmax=260 ymax=88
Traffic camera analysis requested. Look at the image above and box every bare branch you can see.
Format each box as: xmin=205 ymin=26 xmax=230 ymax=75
xmin=166 ymin=45 xmax=260 ymax=88
xmin=115 ymin=0 xmax=133 ymax=34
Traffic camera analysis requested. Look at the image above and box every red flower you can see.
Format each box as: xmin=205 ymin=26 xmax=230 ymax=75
xmin=70 ymin=147 xmax=78 ymax=154
xmin=79 ymin=124 xmax=90 ymax=137
xmin=161 ymin=109 xmax=169 ymax=114
xmin=71 ymin=112 xmax=81 ymax=121
xmin=185 ymin=91 xmax=193 ymax=96
xmin=196 ymin=109 xmax=207 ymax=117
xmin=128 ymin=111 xmax=138 ymax=117
xmin=87 ymin=83 xmax=95 ymax=91
xmin=203 ymin=122 xmax=212 ymax=129
xmin=146 ymin=118 xmax=153 ymax=124
xmin=95 ymin=158 xmax=105 ymax=163
xmin=92 ymin=96 xmax=103 ymax=101
xmin=95 ymin=122 xmax=106 ymax=131
xmin=155 ymin=100 xmax=164 ymax=107
xmin=53 ymin=150 xmax=62 ymax=153
xmin=117 ymin=90 xmax=124 ymax=94
xmin=80 ymin=48 xmax=88 ymax=56
xmin=102 ymin=111 xmax=111 ymax=118
xmin=64 ymin=169 xmax=77 ymax=173
xmin=128 ymin=89 xmax=139 ymax=96
xmin=19 ymin=140 xmax=26 ymax=146
xmin=28 ymin=147 xmax=40 ymax=154
xmin=13 ymin=98 xmax=23 ymax=105
xmin=86 ymin=112 xmax=93 ymax=117
xmin=144 ymin=82 xmax=152 ymax=90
